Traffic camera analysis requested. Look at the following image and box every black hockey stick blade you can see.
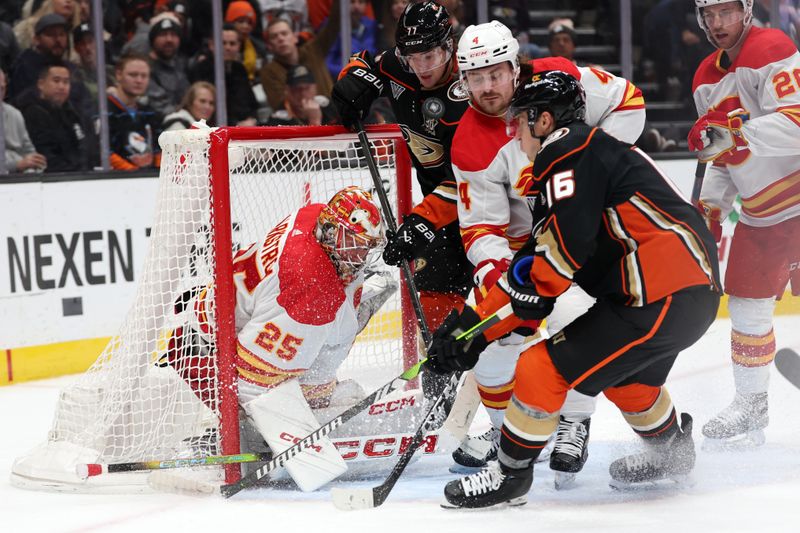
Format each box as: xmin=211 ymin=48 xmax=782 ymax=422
xmin=690 ymin=160 xmax=708 ymax=206
xmin=219 ymin=360 xmax=426 ymax=498
xmin=775 ymin=348 xmax=800 ymax=389
xmin=330 ymin=304 xmax=514 ymax=510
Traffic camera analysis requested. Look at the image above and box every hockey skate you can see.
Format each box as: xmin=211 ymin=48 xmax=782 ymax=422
xmin=442 ymin=460 xmax=532 ymax=509
xmin=702 ymin=392 xmax=768 ymax=450
xmin=550 ymin=416 xmax=590 ymax=490
xmin=609 ymin=413 xmax=695 ymax=491
xmin=450 ymin=427 xmax=499 ymax=472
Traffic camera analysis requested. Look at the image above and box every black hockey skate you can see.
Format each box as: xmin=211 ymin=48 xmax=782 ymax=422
xmin=442 ymin=460 xmax=533 ymax=509
xmin=550 ymin=416 xmax=590 ymax=490
xmin=609 ymin=413 xmax=695 ymax=490
xmin=451 ymin=427 xmax=499 ymax=472
xmin=702 ymin=392 xmax=768 ymax=450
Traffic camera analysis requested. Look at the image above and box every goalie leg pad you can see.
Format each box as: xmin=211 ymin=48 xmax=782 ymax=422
xmin=242 ymin=379 xmax=347 ymax=492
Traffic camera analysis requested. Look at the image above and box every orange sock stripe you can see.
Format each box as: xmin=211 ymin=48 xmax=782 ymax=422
xmin=500 ymin=426 xmax=547 ymax=450
xmin=636 ymin=409 xmax=677 ymax=438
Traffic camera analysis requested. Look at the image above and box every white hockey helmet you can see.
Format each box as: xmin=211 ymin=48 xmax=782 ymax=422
xmin=694 ymin=0 xmax=753 ymax=49
xmin=457 ymin=21 xmax=520 ymax=87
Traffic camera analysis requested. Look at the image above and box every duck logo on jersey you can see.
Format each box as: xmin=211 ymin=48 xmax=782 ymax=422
xmin=400 ymin=125 xmax=445 ymax=166
xmin=448 ymin=79 xmax=469 ymax=102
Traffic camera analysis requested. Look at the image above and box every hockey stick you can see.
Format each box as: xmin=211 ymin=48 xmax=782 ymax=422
xmin=691 ymin=160 xmax=707 ymax=206
xmin=331 ymin=303 xmax=514 ymax=511
xmin=219 ymin=306 xmax=509 ymax=499
xmin=354 ymin=120 xmax=431 ymax=345
xmin=76 ymin=452 xmax=273 ymax=479
xmin=775 ymin=348 xmax=800 ymax=390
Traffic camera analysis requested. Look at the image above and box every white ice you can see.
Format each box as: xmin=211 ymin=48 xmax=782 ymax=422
xmin=2 ymin=316 xmax=799 ymax=533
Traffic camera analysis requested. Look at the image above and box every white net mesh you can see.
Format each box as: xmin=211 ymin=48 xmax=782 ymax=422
xmin=35 ymin=127 xmax=412 ymax=470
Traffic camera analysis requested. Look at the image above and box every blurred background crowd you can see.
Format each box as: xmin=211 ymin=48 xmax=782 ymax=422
xmin=1 ymin=0 xmax=799 ymax=174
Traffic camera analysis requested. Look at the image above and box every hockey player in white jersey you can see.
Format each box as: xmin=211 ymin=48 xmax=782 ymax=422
xmin=447 ymin=21 xmax=646 ymax=487
xmin=166 ymin=186 xmax=403 ymax=491
xmin=688 ymin=0 xmax=800 ymax=447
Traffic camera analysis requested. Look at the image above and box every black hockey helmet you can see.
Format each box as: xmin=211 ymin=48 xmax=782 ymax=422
xmin=507 ymin=70 xmax=586 ymax=133
xmin=395 ymin=1 xmax=452 ymax=56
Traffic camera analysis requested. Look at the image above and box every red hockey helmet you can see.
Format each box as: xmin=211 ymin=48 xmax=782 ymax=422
xmin=318 ymin=186 xmax=385 ymax=279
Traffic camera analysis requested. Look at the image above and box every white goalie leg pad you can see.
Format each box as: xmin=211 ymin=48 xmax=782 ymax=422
xmin=242 ymin=379 xmax=347 ymax=492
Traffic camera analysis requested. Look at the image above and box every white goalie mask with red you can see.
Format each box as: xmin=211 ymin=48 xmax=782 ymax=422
xmin=317 ymin=187 xmax=386 ymax=281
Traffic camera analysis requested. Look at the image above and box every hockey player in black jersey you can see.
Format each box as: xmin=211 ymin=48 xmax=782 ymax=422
xmin=426 ymin=71 xmax=722 ymax=509
xmin=332 ymin=1 xmax=472 ymax=333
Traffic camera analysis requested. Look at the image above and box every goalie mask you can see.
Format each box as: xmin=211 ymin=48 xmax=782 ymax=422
xmin=505 ymin=70 xmax=586 ymax=140
xmin=395 ymin=1 xmax=453 ymax=75
xmin=318 ymin=187 xmax=386 ymax=281
xmin=694 ymin=0 xmax=753 ymax=50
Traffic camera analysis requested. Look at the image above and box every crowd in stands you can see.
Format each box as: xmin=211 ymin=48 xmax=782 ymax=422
xmin=2 ymin=1 xmax=799 ymax=174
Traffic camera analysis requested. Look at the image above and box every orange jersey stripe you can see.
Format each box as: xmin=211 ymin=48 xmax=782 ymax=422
xmin=461 ymin=223 xmax=509 ymax=251
xmin=412 ymin=185 xmax=458 ymax=230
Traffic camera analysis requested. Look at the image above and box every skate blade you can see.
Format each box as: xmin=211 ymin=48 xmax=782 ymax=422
xmin=553 ymin=471 xmax=577 ymax=491
xmin=701 ymin=430 xmax=766 ymax=452
xmin=448 ymin=464 xmax=483 ymax=474
xmin=609 ymin=474 xmax=695 ymax=492
xmin=440 ymin=495 xmax=528 ymax=510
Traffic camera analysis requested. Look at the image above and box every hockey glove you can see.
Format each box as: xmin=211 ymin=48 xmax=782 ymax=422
xmin=473 ymin=258 xmax=511 ymax=296
xmin=425 ymin=307 xmax=489 ymax=375
xmin=697 ymin=200 xmax=723 ymax=242
xmin=687 ymin=109 xmax=749 ymax=164
xmin=382 ymin=213 xmax=436 ymax=266
xmin=332 ymin=57 xmax=383 ymax=130
xmin=504 ymin=255 xmax=555 ymax=321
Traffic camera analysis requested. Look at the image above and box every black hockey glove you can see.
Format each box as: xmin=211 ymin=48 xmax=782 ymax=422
xmin=332 ymin=64 xmax=383 ymax=130
xmin=505 ymin=255 xmax=556 ymax=321
xmin=425 ymin=307 xmax=489 ymax=375
xmin=382 ymin=214 xmax=436 ymax=266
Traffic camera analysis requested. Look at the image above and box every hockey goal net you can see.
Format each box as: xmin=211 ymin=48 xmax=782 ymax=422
xmin=11 ymin=124 xmax=416 ymax=492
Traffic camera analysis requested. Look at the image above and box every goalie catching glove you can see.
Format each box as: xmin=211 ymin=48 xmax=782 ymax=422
xmin=333 ymin=52 xmax=383 ymax=130
xmin=425 ymin=306 xmax=489 ymax=375
xmin=687 ymin=108 xmax=749 ymax=164
xmin=382 ymin=213 xmax=437 ymax=266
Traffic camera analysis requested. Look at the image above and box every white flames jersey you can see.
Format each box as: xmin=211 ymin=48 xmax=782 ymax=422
xmin=452 ymin=66 xmax=646 ymax=280
xmin=692 ymin=27 xmax=800 ymax=227
xmin=213 ymin=204 xmax=362 ymax=393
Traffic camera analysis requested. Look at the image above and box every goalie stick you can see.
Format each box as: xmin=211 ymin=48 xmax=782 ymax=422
xmin=76 ymin=452 xmax=273 ymax=478
xmin=775 ymin=348 xmax=800 ymax=390
xmin=219 ymin=305 xmax=509 ymax=499
xmin=331 ymin=303 xmax=514 ymax=511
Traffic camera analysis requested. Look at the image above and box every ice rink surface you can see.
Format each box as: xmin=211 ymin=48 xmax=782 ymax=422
xmin=2 ymin=316 xmax=798 ymax=533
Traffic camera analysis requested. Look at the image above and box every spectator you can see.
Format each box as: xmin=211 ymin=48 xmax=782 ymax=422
xmin=260 ymin=0 xmax=341 ymax=110
xmin=377 ymin=0 xmax=408 ymax=52
xmin=261 ymin=0 xmax=310 ymax=32
xmin=17 ymin=61 xmax=88 ymax=172
xmin=71 ymin=22 xmax=97 ymax=100
xmin=308 ymin=0 xmax=376 ymax=31
xmin=1 ymin=68 xmax=47 ymax=173
xmin=8 ymin=13 xmax=92 ymax=120
xmin=267 ymin=64 xmax=337 ymax=126
xmin=145 ymin=13 xmax=190 ymax=116
xmin=325 ymin=0 xmax=377 ymax=80
xmin=1 ymin=20 xmax=20 ymax=73
xmin=547 ymin=18 xmax=577 ymax=62
xmin=163 ymin=80 xmax=215 ymax=131
xmin=189 ymin=24 xmax=258 ymax=126
xmin=13 ymin=0 xmax=81 ymax=52
xmin=225 ymin=1 xmax=266 ymax=84
xmin=106 ymin=54 xmax=161 ymax=170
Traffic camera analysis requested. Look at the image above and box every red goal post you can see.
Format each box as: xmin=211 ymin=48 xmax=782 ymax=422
xmin=10 ymin=124 xmax=417 ymax=491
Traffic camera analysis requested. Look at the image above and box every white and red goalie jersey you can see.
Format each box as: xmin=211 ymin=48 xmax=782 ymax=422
xmin=452 ymin=60 xmax=645 ymax=289
xmin=692 ymin=27 xmax=800 ymax=227
xmin=183 ymin=204 xmax=365 ymax=405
